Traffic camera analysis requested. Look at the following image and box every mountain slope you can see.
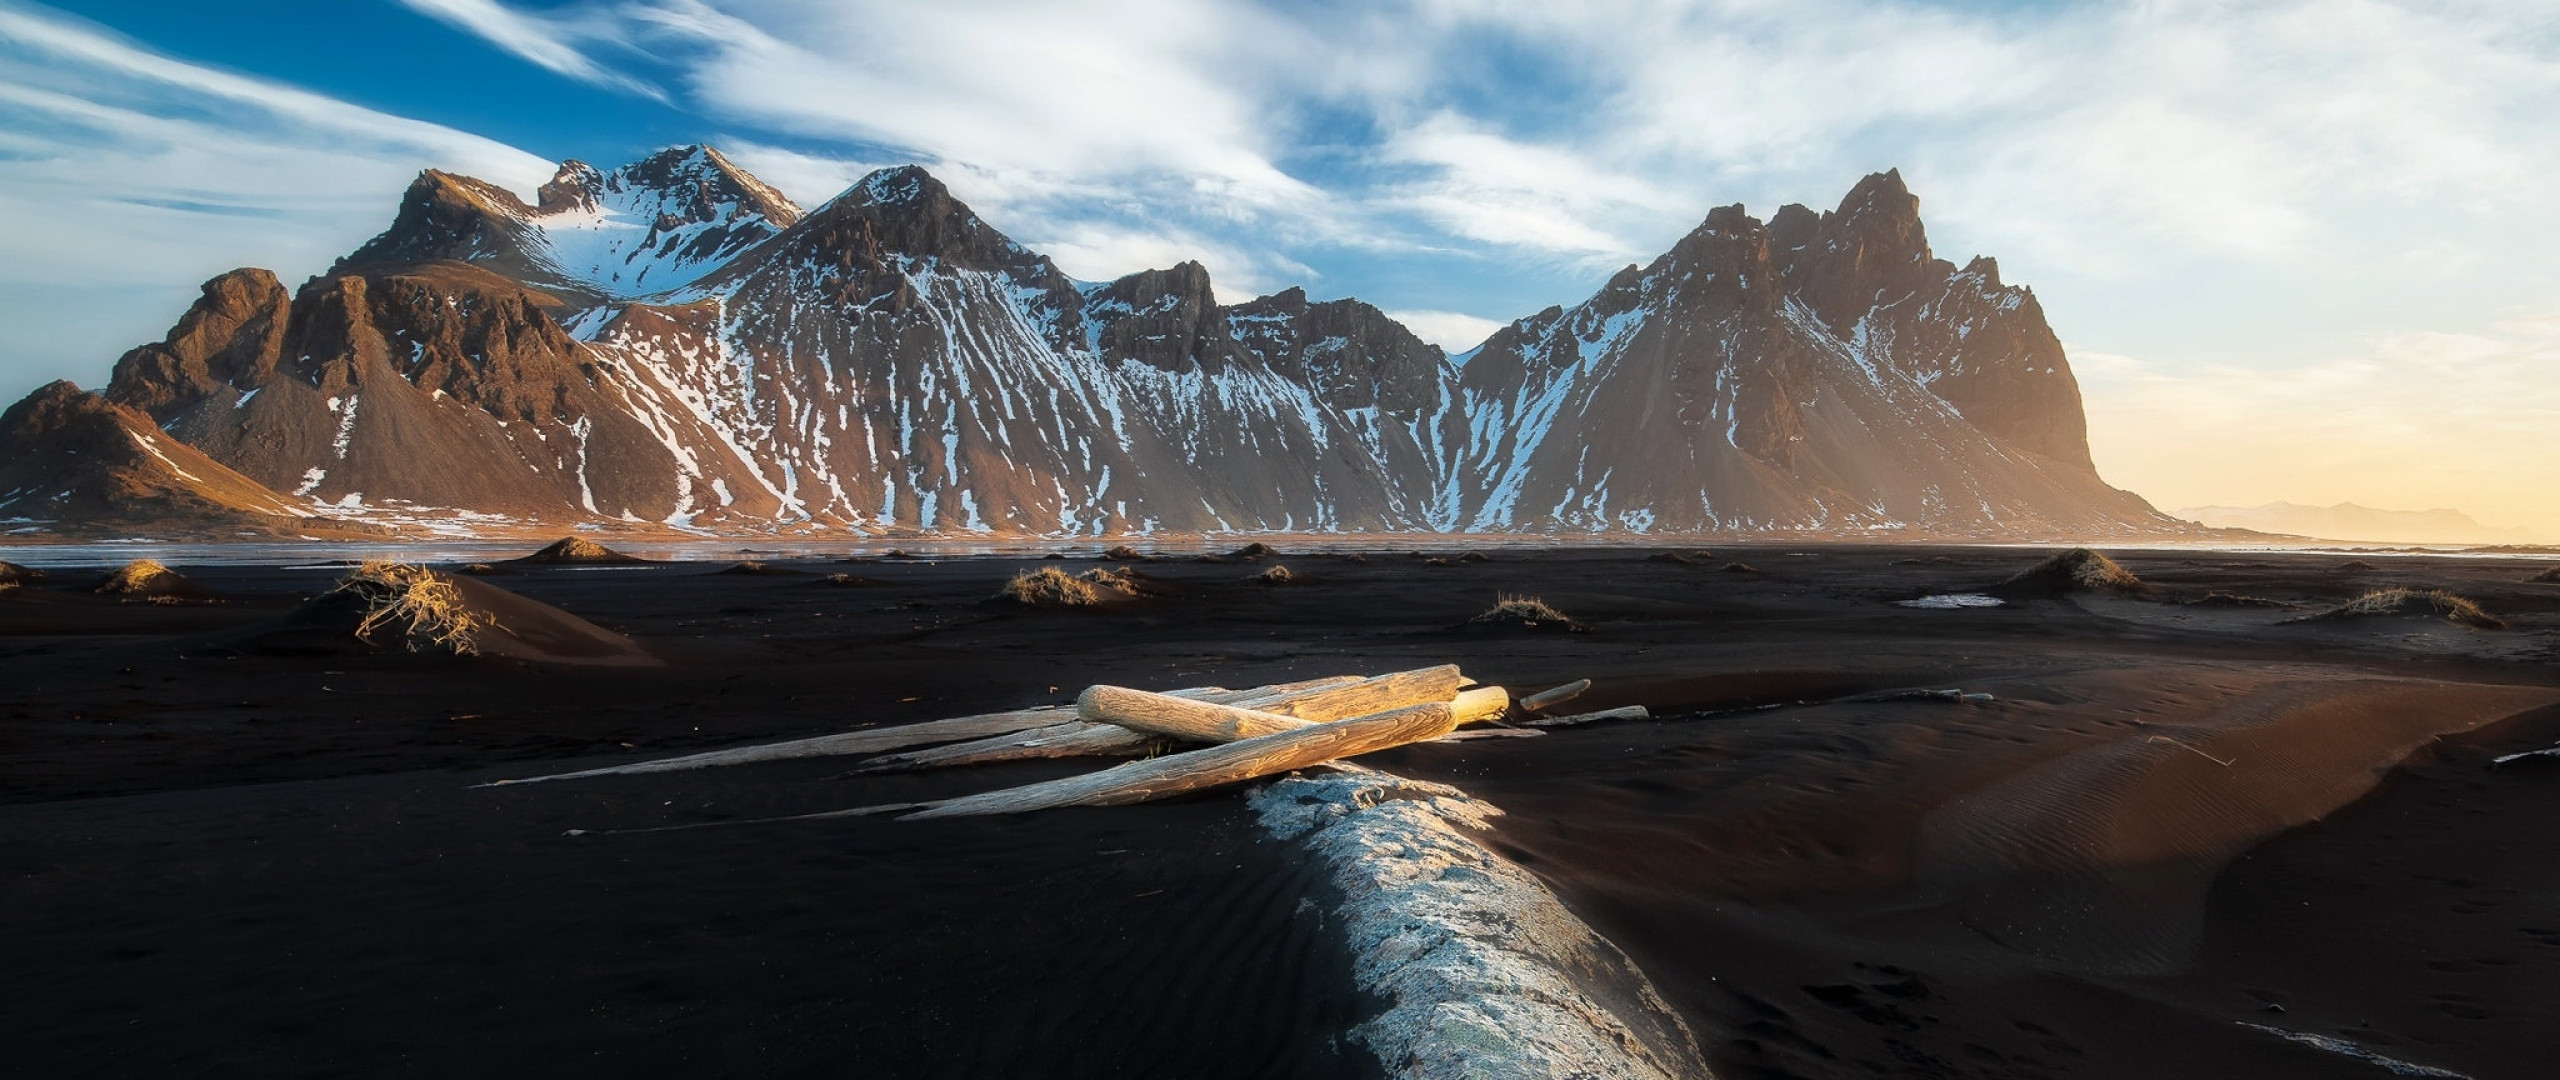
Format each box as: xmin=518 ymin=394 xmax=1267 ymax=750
xmin=0 ymin=381 xmax=351 ymax=537
xmin=71 ymin=148 xmax=2172 ymax=539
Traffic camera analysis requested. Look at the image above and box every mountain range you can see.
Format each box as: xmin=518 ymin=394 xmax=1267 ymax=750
xmin=2178 ymin=502 xmax=2529 ymax=546
xmin=3 ymin=145 xmax=2179 ymax=539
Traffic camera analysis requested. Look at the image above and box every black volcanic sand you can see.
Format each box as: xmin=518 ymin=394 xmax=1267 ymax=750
xmin=5 ymin=547 xmax=2560 ymax=1078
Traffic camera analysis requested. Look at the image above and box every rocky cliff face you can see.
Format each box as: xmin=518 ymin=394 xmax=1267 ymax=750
xmin=40 ymin=147 xmax=2169 ymax=538
xmin=1443 ymin=171 xmax=2152 ymax=534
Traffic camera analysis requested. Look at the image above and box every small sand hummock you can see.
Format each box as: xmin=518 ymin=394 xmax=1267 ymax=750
xmin=2529 ymin=566 xmax=2560 ymax=584
xmin=2336 ymin=559 xmax=2381 ymax=573
xmin=2288 ymin=588 xmax=2507 ymax=630
xmin=514 ymin=536 xmax=645 ymax=565
xmin=333 ymin=561 xmax=499 ymax=655
xmin=1230 ymin=542 xmax=1278 ymax=559
xmin=2003 ymin=548 xmax=2153 ymax=595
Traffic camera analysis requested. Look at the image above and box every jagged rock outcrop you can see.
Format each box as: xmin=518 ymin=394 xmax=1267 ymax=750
xmin=0 ymin=381 xmax=357 ymax=537
xmin=39 ymin=147 xmax=2174 ymax=539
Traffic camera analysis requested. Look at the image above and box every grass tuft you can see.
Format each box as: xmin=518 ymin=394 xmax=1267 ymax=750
xmin=332 ymin=561 xmax=498 ymax=654
xmin=2004 ymin=548 xmax=2152 ymax=595
xmin=1470 ymin=592 xmax=1574 ymax=628
xmin=1255 ymin=564 xmax=1295 ymax=584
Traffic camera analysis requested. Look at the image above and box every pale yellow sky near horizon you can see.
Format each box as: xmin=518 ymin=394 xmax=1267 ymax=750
xmin=2075 ymin=309 xmax=2560 ymax=541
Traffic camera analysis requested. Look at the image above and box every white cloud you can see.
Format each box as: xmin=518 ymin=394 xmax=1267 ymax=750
xmin=0 ymin=2 xmax=551 ymax=386
xmin=1386 ymin=309 xmax=1505 ymax=353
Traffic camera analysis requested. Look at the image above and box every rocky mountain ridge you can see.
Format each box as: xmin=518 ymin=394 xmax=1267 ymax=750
xmin=7 ymin=145 xmax=2179 ymax=539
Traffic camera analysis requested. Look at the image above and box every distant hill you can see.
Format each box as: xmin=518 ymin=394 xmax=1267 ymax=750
xmin=2179 ymin=502 xmax=2530 ymax=545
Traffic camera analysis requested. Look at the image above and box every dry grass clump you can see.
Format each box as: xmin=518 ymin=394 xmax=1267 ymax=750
xmin=1469 ymin=592 xmax=1578 ymax=630
xmin=1101 ymin=545 xmax=1145 ymax=562
xmin=997 ymin=566 xmax=1141 ymax=608
xmin=546 ymin=537 xmax=612 ymax=560
xmin=818 ymin=573 xmax=878 ymax=587
xmin=2184 ymin=591 xmax=2299 ymax=610
xmin=0 ymin=560 xmax=41 ymax=586
xmin=2289 ymin=587 xmax=2507 ymax=630
xmin=332 ymin=561 xmax=498 ymax=654
xmin=2528 ymin=566 xmax=2560 ymax=584
xmin=2004 ymin=548 xmax=2152 ymax=595
xmin=0 ymin=581 xmax=17 ymax=598
xmin=1254 ymin=564 xmax=1296 ymax=584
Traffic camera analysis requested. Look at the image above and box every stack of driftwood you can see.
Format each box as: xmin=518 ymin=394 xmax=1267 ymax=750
xmin=493 ymin=665 xmax=1642 ymax=819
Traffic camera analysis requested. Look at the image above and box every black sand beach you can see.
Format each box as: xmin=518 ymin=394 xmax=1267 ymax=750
xmin=5 ymin=545 xmax=2558 ymax=1078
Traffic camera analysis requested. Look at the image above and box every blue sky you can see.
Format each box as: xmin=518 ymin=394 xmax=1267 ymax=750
xmin=4 ymin=0 xmax=2557 ymax=534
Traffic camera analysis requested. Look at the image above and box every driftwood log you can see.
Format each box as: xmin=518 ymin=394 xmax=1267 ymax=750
xmin=1519 ymin=678 xmax=1592 ymax=713
xmin=855 ymin=673 xmax=1428 ymax=772
xmin=1083 ymin=679 xmax=1510 ymax=744
xmin=899 ymin=702 xmax=1460 ymax=819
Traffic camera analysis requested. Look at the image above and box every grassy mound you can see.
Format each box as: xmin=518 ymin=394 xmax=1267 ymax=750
xmin=332 ymin=561 xmax=500 ymax=655
xmin=2002 ymin=548 xmax=2153 ymax=595
xmin=1230 ymin=542 xmax=1278 ymax=559
xmin=1254 ymin=564 xmax=1296 ymax=584
xmin=2288 ymin=588 xmax=2506 ymax=629
xmin=2335 ymin=559 xmax=2380 ymax=573
xmin=0 ymin=560 xmax=42 ymax=587
xmin=1720 ymin=562 xmax=1760 ymax=574
xmin=94 ymin=559 xmax=210 ymax=602
xmin=1101 ymin=545 xmax=1146 ymax=562
xmin=1469 ymin=593 xmax=1582 ymax=631
xmin=2528 ymin=566 xmax=2560 ymax=584
xmin=1648 ymin=550 xmax=1717 ymax=565
xmin=514 ymin=536 xmax=646 ymax=565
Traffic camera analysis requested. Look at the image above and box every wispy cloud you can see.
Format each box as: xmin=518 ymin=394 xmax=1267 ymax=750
xmin=395 ymin=0 xmax=668 ymax=100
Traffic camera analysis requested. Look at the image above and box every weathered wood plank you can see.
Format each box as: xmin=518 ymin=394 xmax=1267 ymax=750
xmin=480 ymin=677 xmax=1361 ymax=786
xmin=1519 ymin=678 xmax=1592 ymax=713
xmin=899 ymin=702 xmax=1460 ymax=819
xmin=1519 ymin=705 xmax=1649 ymax=728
